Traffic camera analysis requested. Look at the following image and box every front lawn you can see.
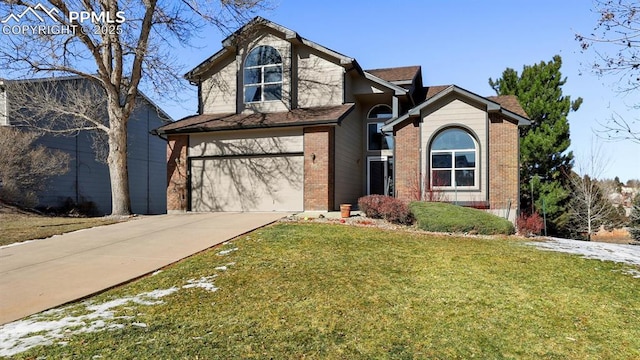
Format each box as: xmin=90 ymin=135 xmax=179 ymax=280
xmin=0 ymin=213 xmax=123 ymax=246
xmin=3 ymin=223 xmax=640 ymax=359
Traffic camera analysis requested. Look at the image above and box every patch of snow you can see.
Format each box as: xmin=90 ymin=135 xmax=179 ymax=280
xmin=218 ymin=247 xmax=238 ymax=256
xmin=215 ymin=266 xmax=228 ymax=271
xmin=0 ymin=287 xmax=178 ymax=357
xmin=182 ymin=276 xmax=219 ymax=292
xmin=151 ymin=270 xmax=163 ymax=276
xmin=620 ymin=268 xmax=640 ymax=278
xmin=528 ymin=237 xmax=640 ymax=270
xmin=131 ymin=323 xmax=147 ymax=328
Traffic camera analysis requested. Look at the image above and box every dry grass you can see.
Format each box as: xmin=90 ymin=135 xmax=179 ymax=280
xmin=0 ymin=213 xmax=123 ymax=246
xmin=592 ymin=228 xmax=632 ymax=244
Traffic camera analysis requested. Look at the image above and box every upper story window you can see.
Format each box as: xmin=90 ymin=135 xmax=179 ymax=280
xmin=430 ymin=128 xmax=477 ymax=188
xmin=244 ymin=46 xmax=283 ymax=103
xmin=367 ymin=105 xmax=394 ymax=151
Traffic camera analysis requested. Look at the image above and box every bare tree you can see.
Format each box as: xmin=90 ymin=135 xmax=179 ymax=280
xmin=566 ymin=140 xmax=616 ymax=240
xmin=576 ymin=0 xmax=640 ymax=142
xmin=0 ymin=126 xmax=70 ymax=207
xmin=597 ymin=111 xmax=640 ymax=144
xmin=0 ymin=0 xmax=270 ymax=215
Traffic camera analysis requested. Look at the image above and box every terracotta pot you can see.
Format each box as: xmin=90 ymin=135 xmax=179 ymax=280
xmin=340 ymin=204 xmax=352 ymax=218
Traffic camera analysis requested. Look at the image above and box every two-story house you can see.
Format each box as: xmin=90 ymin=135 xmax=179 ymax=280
xmin=155 ymin=17 xmax=530 ymax=221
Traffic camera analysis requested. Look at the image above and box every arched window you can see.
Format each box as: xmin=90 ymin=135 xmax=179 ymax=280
xmin=367 ymin=104 xmax=393 ymax=119
xmin=367 ymin=105 xmax=393 ymax=150
xmin=243 ymin=46 xmax=283 ymax=103
xmin=430 ymin=128 xmax=477 ymax=187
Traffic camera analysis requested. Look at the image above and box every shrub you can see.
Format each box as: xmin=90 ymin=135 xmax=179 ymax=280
xmin=517 ymin=213 xmax=544 ymax=236
xmin=358 ymin=195 xmax=415 ymax=225
xmin=409 ymin=201 xmax=515 ymax=235
xmin=0 ymin=127 xmax=70 ymax=207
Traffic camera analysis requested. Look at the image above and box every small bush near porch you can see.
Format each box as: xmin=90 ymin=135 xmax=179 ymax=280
xmin=410 ymin=201 xmax=515 ymax=235
xmin=357 ymin=195 xmax=414 ymax=225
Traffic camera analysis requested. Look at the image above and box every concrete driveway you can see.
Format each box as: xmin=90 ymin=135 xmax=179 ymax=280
xmin=0 ymin=212 xmax=288 ymax=325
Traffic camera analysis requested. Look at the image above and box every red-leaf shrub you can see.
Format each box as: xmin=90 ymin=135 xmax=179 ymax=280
xmin=358 ymin=195 xmax=415 ymax=225
xmin=517 ymin=213 xmax=544 ymax=236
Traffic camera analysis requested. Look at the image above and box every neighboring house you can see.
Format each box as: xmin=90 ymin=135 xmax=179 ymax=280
xmin=154 ymin=17 xmax=530 ymax=221
xmin=0 ymin=77 xmax=171 ymax=215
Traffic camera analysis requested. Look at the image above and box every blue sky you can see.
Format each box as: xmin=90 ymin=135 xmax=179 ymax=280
xmin=165 ymin=0 xmax=639 ymax=183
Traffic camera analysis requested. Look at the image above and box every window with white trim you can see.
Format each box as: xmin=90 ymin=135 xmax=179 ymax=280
xmin=243 ymin=46 xmax=283 ymax=103
xmin=367 ymin=105 xmax=394 ymax=151
xmin=430 ymin=128 xmax=477 ymax=187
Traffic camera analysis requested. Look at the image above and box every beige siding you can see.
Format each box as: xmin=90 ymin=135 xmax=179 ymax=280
xmin=189 ymin=128 xmax=303 ymax=157
xmin=344 ymin=72 xmax=389 ymax=102
xmin=297 ymin=47 xmax=344 ymax=107
xmin=238 ymin=32 xmax=292 ymax=113
xmin=201 ymin=53 xmax=237 ymax=114
xmin=334 ymin=110 xmax=364 ymax=206
xmin=421 ymin=97 xmax=488 ymax=202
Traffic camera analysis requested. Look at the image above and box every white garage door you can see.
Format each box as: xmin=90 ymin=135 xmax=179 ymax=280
xmin=190 ymin=154 xmax=304 ymax=212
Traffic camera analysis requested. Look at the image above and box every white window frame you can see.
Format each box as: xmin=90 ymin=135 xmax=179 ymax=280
xmin=367 ymin=104 xmax=394 ymax=152
xmin=243 ymin=46 xmax=283 ymax=104
xmin=430 ymin=129 xmax=478 ymax=190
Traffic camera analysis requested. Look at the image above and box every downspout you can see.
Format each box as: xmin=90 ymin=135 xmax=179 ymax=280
xmin=196 ymin=77 xmax=203 ymax=115
xmin=75 ymin=134 xmax=79 ymax=204
xmin=146 ymin=108 xmax=150 ymax=214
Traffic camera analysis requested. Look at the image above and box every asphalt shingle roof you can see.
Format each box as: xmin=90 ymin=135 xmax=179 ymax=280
xmin=366 ymin=66 xmax=420 ymax=83
xmin=156 ymin=104 xmax=355 ymax=134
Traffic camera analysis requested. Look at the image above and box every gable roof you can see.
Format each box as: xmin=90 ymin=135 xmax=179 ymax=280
xmin=183 ymin=17 xmax=408 ymax=97
xmin=366 ymin=66 xmax=420 ymax=84
xmin=185 ymin=17 xmax=357 ymax=81
xmin=154 ymin=104 xmax=354 ymax=135
xmin=381 ymin=85 xmax=530 ymax=133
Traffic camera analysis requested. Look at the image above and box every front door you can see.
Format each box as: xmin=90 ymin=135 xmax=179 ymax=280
xmin=367 ymin=156 xmax=393 ymax=196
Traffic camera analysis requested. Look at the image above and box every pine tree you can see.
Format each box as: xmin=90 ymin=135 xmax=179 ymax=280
xmin=489 ymin=55 xmax=583 ymax=235
xmin=630 ymin=195 xmax=640 ymax=241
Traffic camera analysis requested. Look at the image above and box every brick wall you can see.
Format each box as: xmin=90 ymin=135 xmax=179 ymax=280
xmin=488 ymin=114 xmax=519 ymax=213
xmin=394 ymin=118 xmax=421 ymax=202
xmin=167 ymin=135 xmax=188 ymax=212
xmin=303 ymin=126 xmax=335 ymax=210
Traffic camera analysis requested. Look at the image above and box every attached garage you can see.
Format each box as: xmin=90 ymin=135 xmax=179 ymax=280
xmin=156 ymin=104 xmax=355 ymax=213
xmin=190 ymin=155 xmax=303 ymax=211
xmin=188 ymin=129 xmax=304 ymax=212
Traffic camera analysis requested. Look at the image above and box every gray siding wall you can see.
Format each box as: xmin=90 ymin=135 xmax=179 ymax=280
xmin=35 ymin=131 xmax=111 ymax=214
xmin=24 ymin=91 xmax=168 ymax=215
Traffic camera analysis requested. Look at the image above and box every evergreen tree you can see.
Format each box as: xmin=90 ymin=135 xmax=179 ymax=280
xmin=630 ymin=195 xmax=640 ymax=241
xmin=489 ymin=55 xmax=583 ymax=235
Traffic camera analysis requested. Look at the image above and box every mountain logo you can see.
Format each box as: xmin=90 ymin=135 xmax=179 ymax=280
xmin=1 ymin=4 xmax=60 ymax=24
